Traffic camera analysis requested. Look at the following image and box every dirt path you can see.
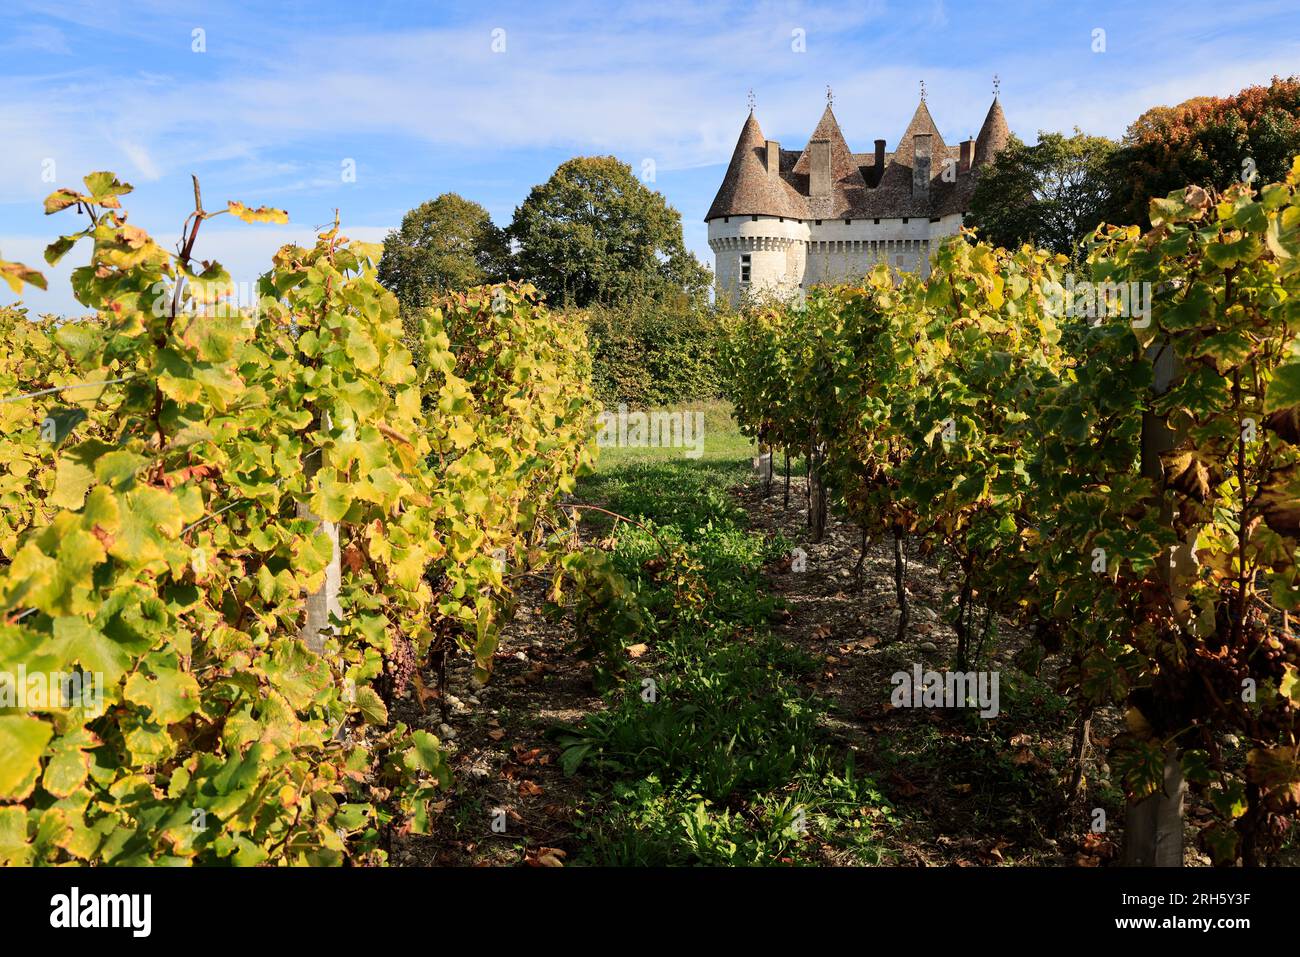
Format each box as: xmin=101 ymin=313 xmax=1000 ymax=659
xmin=738 ymin=473 xmax=1131 ymax=866
xmin=394 ymin=468 xmax=1142 ymax=866
xmin=391 ymin=570 xmax=602 ymax=866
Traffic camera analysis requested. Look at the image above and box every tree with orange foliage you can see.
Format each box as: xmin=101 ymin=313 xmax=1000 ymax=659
xmin=1106 ymin=75 xmax=1300 ymax=226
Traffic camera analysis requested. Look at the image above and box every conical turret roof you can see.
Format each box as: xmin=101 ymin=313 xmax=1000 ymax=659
xmin=705 ymin=111 xmax=809 ymax=221
xmin=891 ymin=98 xmax=948 ymax=166
xmin=974 ymin=97 xmax=1009 ymax=166
xmin=792 ymin=104 xmax=869 ymax=219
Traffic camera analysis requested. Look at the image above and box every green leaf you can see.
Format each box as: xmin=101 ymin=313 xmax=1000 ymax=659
xmin=82 ymin=171 xmax=133 ymax=203
xmin=124 ymin=666 xmax=200 ymax=725
xmin=39 ymin=407 xmax=87 ymax=449
xmin=93 ymin=450 xmax=147 ymax=488
xmin=50 ymin=616 xmax=130 ymax=685
xmin=263 ymin=640 xmax=331 ymax=710
xmin=1264 ymin=362 xmax=1300 ymax=413
xmin=42 ymin=730 xmax=98 ymax=798
xmin=0 ymin=716 xmax=53 ymax=801
xmin=404 ymin=730 xmax=445 ymax=775
xmin=49 ymin=439 xmax=111 ymax=509
xmin=354 ymin=685 xmax=388 ymax=726
xmin=44 ymin=235 xmax=82 ymax=266
xmin=310 ymin=468 xmax=352 ymax=523
xmin=109 ymin=487 xmax=183 ymax=565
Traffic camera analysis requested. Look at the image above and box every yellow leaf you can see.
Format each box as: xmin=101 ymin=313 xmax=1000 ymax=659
xmin=227 ymin=201 xmax=289 ymax=224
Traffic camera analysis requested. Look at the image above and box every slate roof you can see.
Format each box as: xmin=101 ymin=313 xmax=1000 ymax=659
xmin=790 ymin=105 xmax=869 ymax=220
xmin=703 ymin=110 xmax=809 ymax=221
xmin=705 ymin=96 xmax=1008 ymax=222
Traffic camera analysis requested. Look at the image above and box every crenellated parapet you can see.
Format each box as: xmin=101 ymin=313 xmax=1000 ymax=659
xmin=708 ymin=234 xmax=803 ymax=253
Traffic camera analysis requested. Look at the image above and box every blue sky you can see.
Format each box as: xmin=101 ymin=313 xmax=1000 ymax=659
xmin=3 ymin=0 xmax=1300 ymax=316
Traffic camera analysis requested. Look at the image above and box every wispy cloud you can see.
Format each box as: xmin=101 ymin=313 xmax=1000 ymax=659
xmin=3 ymin=0 xmax=1300 ymax=317
xmin=1 ymin=23 xmax=73 ymax=56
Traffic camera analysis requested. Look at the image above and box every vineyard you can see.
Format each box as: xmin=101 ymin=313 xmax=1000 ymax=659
xmin=721 ymin=158 xmax=1300 ymax=866
xmin=0 ymin=173 xmax=616 ymax=864
xmin=0 ymin=157 xmax=1298 ymax=872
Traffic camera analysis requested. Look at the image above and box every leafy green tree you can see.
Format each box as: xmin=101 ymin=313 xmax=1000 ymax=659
xmin=509 ymin=156 xmax=711 ymax=308
xmin=378 ymin=193 xmax=511 ymax=307
xmin=966 ymin=130 xmax=1117 ymax=257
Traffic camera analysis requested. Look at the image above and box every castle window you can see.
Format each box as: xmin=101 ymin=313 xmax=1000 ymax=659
xmin=724 ymin=217 xmax=730 ymax=223
xmin=930 ymin=217 xmax=940 ymax=223
xmin=752 ymin=215 xmax=759 ymax=222
xmin=815 ymin=219 xmax=822 ymax=226
xmin=740 ymin=254 xmax=751 ymax=284
xmin=873 ymin=218 xmax=880 ymax=224
xmin=844 ymin=219 xmax=851 ymax=225
xmin=902 ymin=218 xmax=909 ymax=224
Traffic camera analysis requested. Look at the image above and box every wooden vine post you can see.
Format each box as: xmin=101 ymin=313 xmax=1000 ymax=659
xmin=299 ymin=409 xmax=342 ymax=655
xmin=809 ymin=441 xmax=827 ymax=542
xmin=298 ymin=227 xmax=342 ymax=656
xmin=1122 ymin=339 xmax=1186 ymax=867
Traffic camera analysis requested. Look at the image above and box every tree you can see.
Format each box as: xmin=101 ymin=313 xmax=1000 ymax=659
xmin=509 ymin=156 xmax=711 ymax=308
xmin=1105 ymin=75 xmax=1300 ymax=227
xmin=377 ymin=193 xmax=511 ymax=307
xmin=966 ymin=131 xmax=1117 ymax=257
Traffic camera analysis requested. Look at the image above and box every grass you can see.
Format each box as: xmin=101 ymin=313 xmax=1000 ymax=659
xmin=555 ymin=401 xmax=895 ymax=865
xmin=591 ymin=399 xmax=756 ymax=471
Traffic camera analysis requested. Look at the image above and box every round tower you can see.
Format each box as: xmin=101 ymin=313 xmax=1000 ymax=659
xmin=704 ymin=111 xmax=810 ymax=305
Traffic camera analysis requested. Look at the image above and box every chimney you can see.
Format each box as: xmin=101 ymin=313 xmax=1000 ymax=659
xmin=960 ymin=138 xmax=975 ymax=173
xmin=912 ymin=133 xmax=932 ymax=202
xmin=810 ymin=139 xmax=831 ymax=198
xmin=873 ymin=139 xmax=886 ymax=187
xmin=766 ymin=140 xmax=781 ymax=179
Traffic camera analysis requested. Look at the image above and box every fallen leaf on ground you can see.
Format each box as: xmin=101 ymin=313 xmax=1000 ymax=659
xmin=411 ymin=673 xmax=440 ymax=713
xmin=888 ymin=772 xmax=922 ymax=798
xmin=512 ymin=745 xmax=544 ymax=765
xmin=528 ymin=847 xmax=566 ymax=867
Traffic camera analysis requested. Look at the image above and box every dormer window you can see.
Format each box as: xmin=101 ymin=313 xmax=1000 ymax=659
xmin=740 ymin=254 xmax=751 ymax=284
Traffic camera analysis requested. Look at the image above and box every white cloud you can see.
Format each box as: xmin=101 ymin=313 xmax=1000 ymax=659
xmin=1 ymin=23 xmax=72 ymax=56
xmin=119 ymin=141 xmax=162 ymax=181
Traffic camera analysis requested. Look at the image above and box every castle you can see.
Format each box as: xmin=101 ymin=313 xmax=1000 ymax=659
xmin=706 ymin=89 xmax=1010 ymax=304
